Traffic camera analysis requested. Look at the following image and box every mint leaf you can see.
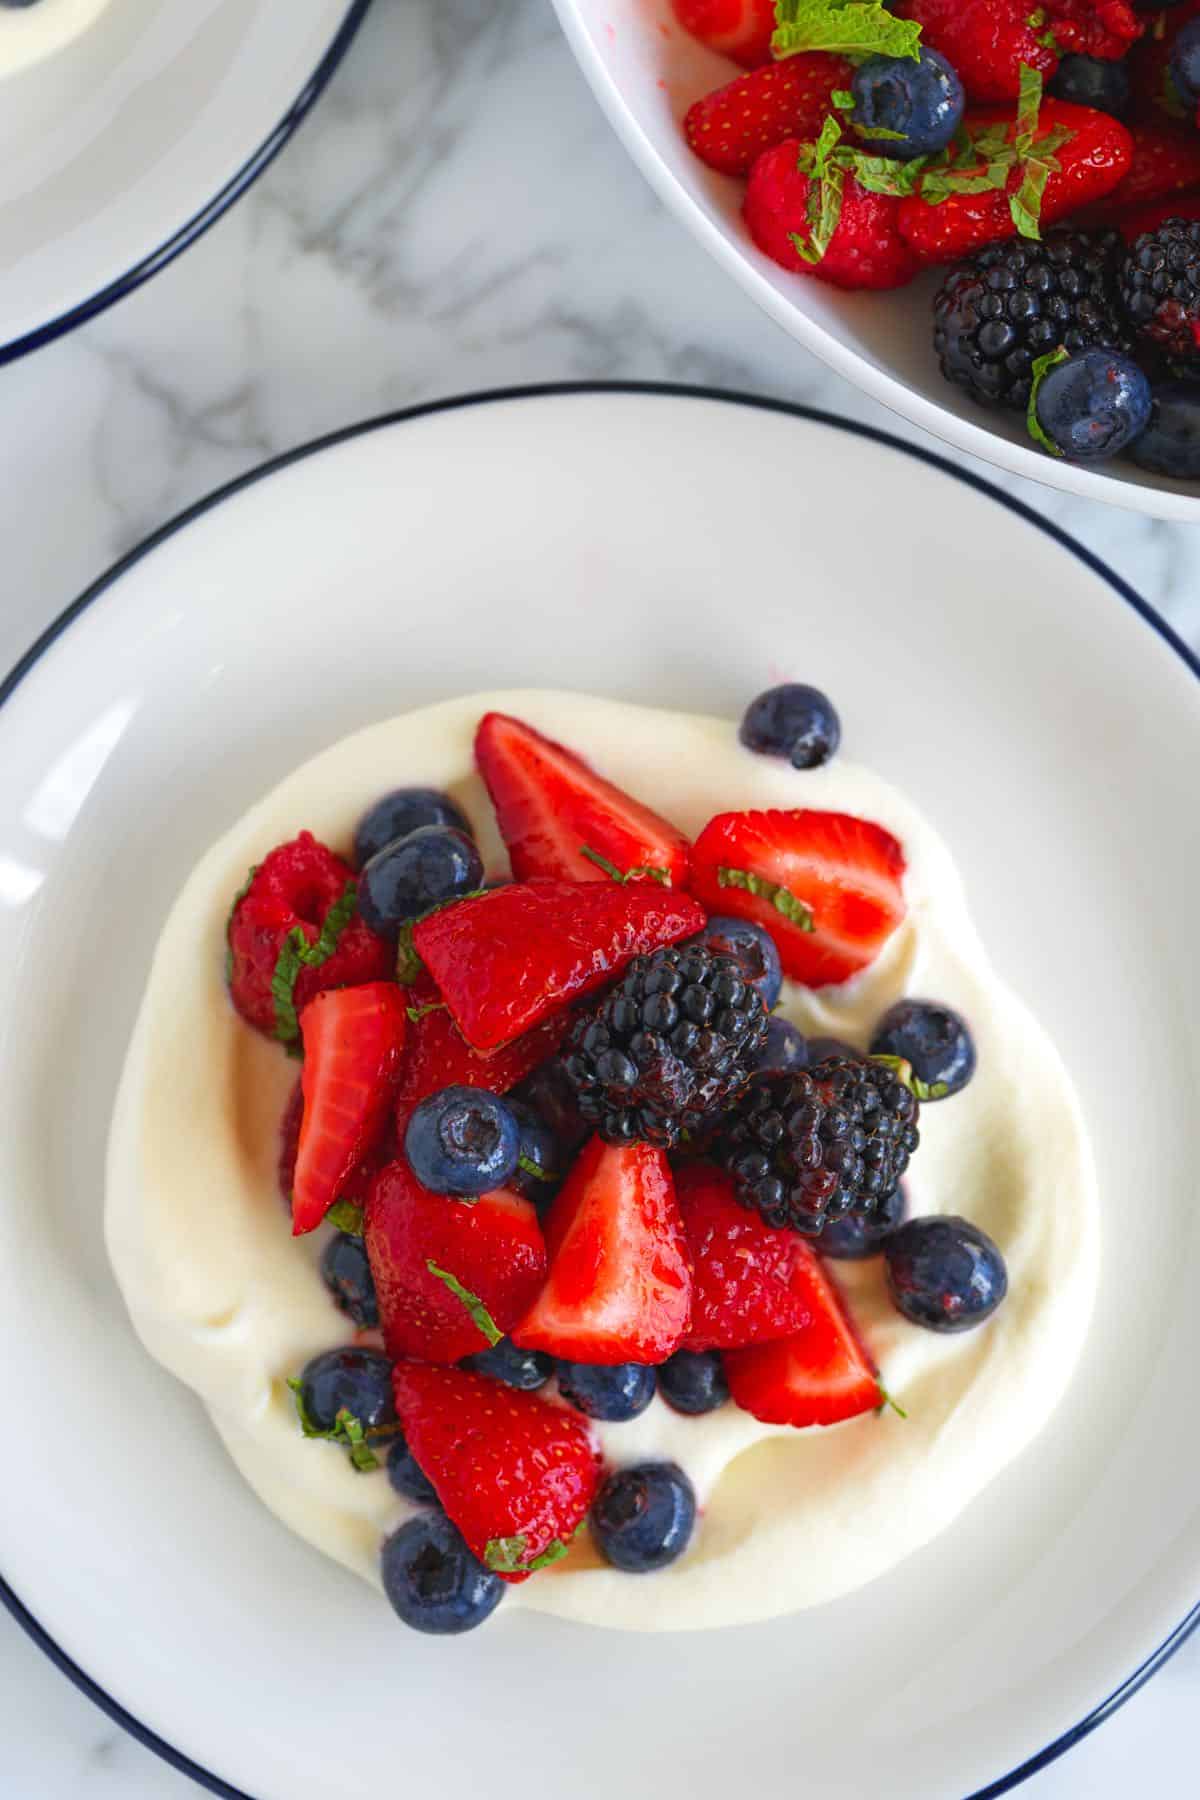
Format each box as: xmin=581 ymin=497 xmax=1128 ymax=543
xmin=772 ymin=0 xmax=921 ymax=61
xmin=286 ymin=1378 xmax=385 ymax=1472
xmin=580 ymin=846 xmax=670 ymax=886
xmin=831 ymin=87 xmax=855 ymax=111
xmin=426 ymin=1260 xmax=503 ymax=1346
xmin=878 ymin=1387 xmax=909 ymax=1420
xmin=843 ymin=152 xmax=928 ymax=198
xmin=716 ymin=865 xmax=815 ymax=931
xmin=919 ymin=161 xmax=1010 ymax=204
xmin=484 ymin=1534 xmax=571 ymax=1574
xmin=792 ymin=116 xmax=846 ymax=264
xmin=271 ymin=880 xmax=359 ymax=1046
xmin=326 ymin=1199 xmax=365 ymax=1236
xmin=406 ymin=1000 xmax=446 ymax=1024
xmin=517 ymin=1153 xmax=558 ymax=1185
xmin=1026 ymin=346 xmax=1070 ymax=457
xmin=852 ymin=124 xmax=910 ymax=144
xmin=869 ymin=1053 xmax=948 ymax=1102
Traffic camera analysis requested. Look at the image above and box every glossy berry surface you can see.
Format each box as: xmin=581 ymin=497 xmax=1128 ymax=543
xmin=657 ymin=1349 xmax=730 ymax=1415
xmin=387 ymin=1431 xmax=439 ymax=1505
xmin=1033 ymin=349 xmax=1152 ymax=462
xmin=851 ymin=48 xmax=964 ymax=158
xmin=557 ymin=1360 xmax=657 ymax=1421
xmin=885 ymin=1215 xmax=1008 ymax=1332
xmin=358 ymin=825 xmax=483 ymax=937
xmin=688 ymin=915 xmax=783 ymax=1009
xmin=380 ymin=1513 xmax=503 ymax=1634
xmin=298 ymin=1346 xmax=395 ymax=1435
xmin=1120 ymin=221 xmax=1200 ymax=363
xmin=319 ymin=1232 xmax=379 ymax=1328
xmin=1130 ymin=380 xmax=1200 ymax=478
xmin=750 ymin=1016 xmax=809 ymax=1076
xmin=590 ymin=1462 xmax=697 ymax=1572
xmin=461 ymin=1338 xmax=554 ymax=1390
xmin=870 ymin=998 xmax=976 ymax=1099
xmin=1170 ymin=15 xmax=1200 ymax=100
xmin=404 ymin=1086 xmax=520 ymax=1196
xmin=505 ymin=1099 xmax=563 ymax=1208
xmin=813 ymin=1181 xmax=907 ymax=1259
xmin=353 ymin=787 xmax=472 ymax=869
xmin=1049 ymin=52 xmax=1130 ymax=117
xmin=739 ymin=683 xmax=841 ymax=769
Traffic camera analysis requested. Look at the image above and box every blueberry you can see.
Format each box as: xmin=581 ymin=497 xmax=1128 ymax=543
xmin=869 ymin=998 xmax=976 ymax=1099
xmin=404 ymin=1086 xmax=520 ymax=1196
xmin=851 ymin=48 xmax=965 ymax=159
xmin=319 ymin=1232 xmax=378 ymax=1328
xmin=558 ymin=1361 xmax=656 ymax=1421
xmin=381 ymin=1513 xmax=503 ymax=1634
xmin=505 ymin=1099 xmax=563 ymax=1210
xmin=462 ymin=1338 xmax=554 ymax=1390
xmin=884 ymin=1216 xmax=1008 ymax=1332
xmin=387 ymin=1431 xmax=439 ymax=1505
xmin=1032 ymin=349 xmax=1152 ymax=463
xmin=814 ymin=1183 xmax=908 ymax=1260
xmin=1171 ymin=15 xmax=1200 ymax=102
xmin=689 ymin=915 xmax=782 ymax=1009
xmin=658 ymin=1350 xmax=729 ymax=1416
xmin=357 ymin=826 xmax=483 ymax=937
xmin=297 ymin=1346 xmax=395 ymax=1435
xmin=1049 ymin=52 xmax=1130 ymax=118
xmin=739 ymin=684 xmax=841 ymax=770
xmin=1130 ymin=381 xmax=1200 ymax=479
xmin=750 ymin=1015 xmax=809 ymax=1075
xmin=590 ymin=1463 xmax=696 ymax=1572
xmin=354 ymin=787 xmax=472 ymax=869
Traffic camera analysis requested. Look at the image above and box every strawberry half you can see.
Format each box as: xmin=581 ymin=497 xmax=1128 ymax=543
xmin=745 ymin=141 xmax=921 ymax=290
xmin=393 ymin=973 xmax=568 ymax=1139
xmin=292 ymin=983 xmax=407 ymax=1235
xmin=684 ymin=55 xmax=854 ymax=177
xmin=677 ymin=1164 xmax=814 ymax=1350
xmin=412 ymin=881 xmax=705 ymax=1054
xmin=475 ymin=712 xmax=691 ymax=887
xmin=392 ymin=1364 xmax=602 ymax=1582
xmin=724 ymin=1251 xmax=883 ymax=1426
xmin=513 ymin=1138 xmax=692 ymax=1365
xmin=690 ymin=808 xmax=907 ymax=988
xmin=672 ymin=0 xmax=776 ymax=69
xmin=366 ymin=1159 xmax=547 ymax=1363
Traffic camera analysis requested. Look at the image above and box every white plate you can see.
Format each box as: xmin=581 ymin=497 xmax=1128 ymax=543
xmin=0 ymin=385 xmax=1197 ymax=1800
xmin=0 ymin=0 xmax=369 ymax=363
xmin=551 ymin=0 xmax=1200 ymax=521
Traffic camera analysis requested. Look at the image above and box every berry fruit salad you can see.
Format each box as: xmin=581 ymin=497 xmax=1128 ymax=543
xmin=677 ymin=0 xmax=1200 ymax=479
xmin=106 ymin=690 xmax=1097 ymax=1635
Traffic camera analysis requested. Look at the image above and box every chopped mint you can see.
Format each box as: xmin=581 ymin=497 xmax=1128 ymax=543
xmin=870 ymin=1053 xmax=950 ymax=1102
xmin=406 ymin=1000 xmax=447 ymax=1024
xmin=580 ymin=846 xmax=671 ymax=886
xmin=831 ymin=88 xmax=855 ymax=111
xmin=878 ymin=1387 xmax=909 ymax=1420
xmin=716 ymin=865 xmax=815 ymax=931
xmin=484 ymin=1534 xmax=571 ymax=1574
xmin=426 ymin=1260 xmax=504 ymax=1346
xmin=271 ymin=881 xmax=359 ymax=1046
xmin=772 ymin=0 xmax=921 ymax=61
xmin=326 ymin=1199 xmax=365 ymax=1236
xmin=1026 ymin=346 xmax=1070 ymax=456
xmin=517 ymin=1153 xmax=558 ymax=1184
xmin=286 ymin=1378 xmax=384 ymax=1472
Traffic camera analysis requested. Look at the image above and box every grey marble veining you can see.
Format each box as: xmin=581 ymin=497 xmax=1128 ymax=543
xmin=0 ymin=0 xmax=1195 ymax=1793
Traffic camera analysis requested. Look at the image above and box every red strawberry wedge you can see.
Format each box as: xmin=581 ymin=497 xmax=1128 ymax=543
xmin=724 ymin=1251 xmax=883 ymax=1426
xmin=1096 ymin=124 xmax=1200 ymax=216
xmin=690 ymin=809 xmax=906 ymax=988
xmin=677 ymin=1165 xmax=814 ymax=1350
xmin=392 ymin=973 xmax=567 ymax=1139
xmin=513 ymin=1138 xmax=692 ymax=1364
xmin=292 ymin=983 xmax=407 ymax=1235
xmin=685 ymin=55 xmax=855 ymax=177
xmin=475 ymin=712 xmax=691 ymax=888
xmin=672 ymin=0 xmax=777 ymax=69
xmin=412 ymin=881 xmax=705 ymax=1054
xmin=392 ymin=1364 xmax=602 ymax=1582
xmin=366 ymin=1160 xmax=547 ymax=1364
xmin=894 ymin=0 xmax=1140 ymax=104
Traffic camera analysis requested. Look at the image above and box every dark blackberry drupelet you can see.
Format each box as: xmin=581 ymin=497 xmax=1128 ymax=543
xmin=561 ymin=944 xmax=769 ymax=1149
xmin=934 ymin=232 xmax=1127 ymax=412
xmin=719 ymin=1056 xmax=919 ymax=1237
xmin=1120 ymin=219 xmax=1200 ymax=364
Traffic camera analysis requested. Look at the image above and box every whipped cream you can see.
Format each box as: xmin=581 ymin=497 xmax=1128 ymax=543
xmin=105 ymin=691 xmax=1098 ymax=1633
xmin=0 ymin=0 xmax=114 ymax=79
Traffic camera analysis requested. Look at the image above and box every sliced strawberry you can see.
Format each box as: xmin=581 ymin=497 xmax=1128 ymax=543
xmin=513 ymin=1138 xmax=692 ymax=1364
xmin=366 ymin=1160 xmax=547 ymax=1363
xmin=279 ymin=1075 xmax=393 ymax=1217
xmin=724 ymin=1251 xmax=883 ymax=1425
xmin=475 ymin=712 xmax=691 ymax=888
xmin=393 ymin=973 xmax=568 ymax=1139
xmin=677 ymin=1164 xmax=814 ymax=1350
xmin=685 ymin=55 xmax=854 ymax=177
xmin=895 ymin=0 xmax=1140 ymax=104
xmin=392 ymin=1364 xmax=602 ymax=1582
xmin=690 ymin=809 xmax=906 ymax=988
xmin=672 ymin=0 xmax=776 ymax=69
xmin=1095 ymin=122 xmax=1200 ymax=215
xmin=292 ymin=983 xmax=407 ymax=1235
xmin=412 ymin=881 xmax=705 ymax=1054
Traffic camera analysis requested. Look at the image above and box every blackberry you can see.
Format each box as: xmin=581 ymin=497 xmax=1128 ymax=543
xmin=1120 ymin=219 xmax=1200 ymax=364
xmin=934 ymin=231 xmax=1126 ymax=411
xmin=719 ymin=1056 xmax=919 ymax=1237
xmin=561 ymin=944 xmax=769 ymax=1149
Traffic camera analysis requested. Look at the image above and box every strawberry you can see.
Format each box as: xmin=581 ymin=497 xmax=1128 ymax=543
xmin=513 ymin=1138 xmax=692 ymax=1364
xmin=279 ymin=1076 xmax=392 ymax=1217
xmin=894 ymin=0 xmax=1141 ymax=104
xmin=897 ymin=101 xmax=1133 ymax=265
xmin=1093 ymin=122 xmax=1200 ymax=214
xmin=723 ymin=1251 xmax=883 ymax=1426
xmin=412 ymin=881 xmax=705 ymax=1055
xmin=677 ymin=1165 xmax=816 ymax=1350
xmin=671 ymin=0 xmax=776 ymax=69
xmin=684 ymin=55 xmax=855 ymax=177
xmin=689 ymin=808 xmax=907 ymax=988
xmin=292 ymin=983 xmax=407 ymax=1235
xmin=227 ymin=832 xmax=391 ymax=1042
xmin=392 ymin=973 xmax=567 ymax=1139
xmin=744 ymin=139 xmax=921 ymax=289
xmin=391 ymin=1364 xmax=602 ymax=1581
xmin=1116 ymin=188 xmax=1200 ymax=239
xmin=475 ymin=712 xmax=691 ymax=888
xmin=365 ymin=1160 xmax=546 ymax=1363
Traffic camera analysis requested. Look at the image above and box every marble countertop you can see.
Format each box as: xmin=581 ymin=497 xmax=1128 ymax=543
xmin=0 ymin=0 xmax=1196 ymax=1793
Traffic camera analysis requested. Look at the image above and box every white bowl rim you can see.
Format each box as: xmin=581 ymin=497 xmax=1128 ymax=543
xmin=2 ymin=381 xmax=1197 ymax=1800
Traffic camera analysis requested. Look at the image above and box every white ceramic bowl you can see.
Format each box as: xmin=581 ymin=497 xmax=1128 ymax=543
xmin=0 ymin=0 xmax=369 ymax=363
xmin=550 ymin=0 xmax=1200 ymax=519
